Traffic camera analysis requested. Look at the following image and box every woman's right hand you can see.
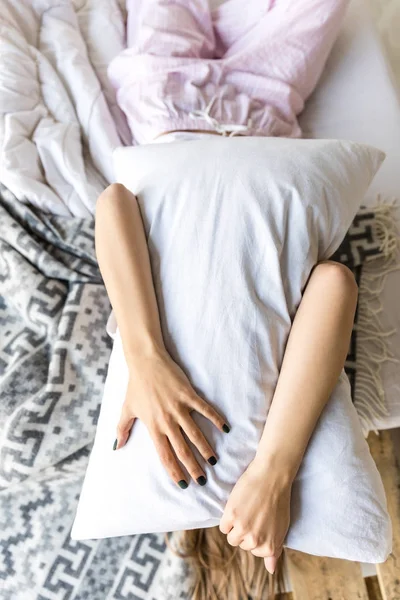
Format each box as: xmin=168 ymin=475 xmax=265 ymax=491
xmin=114 ymin=345 xmax=230 ymax=488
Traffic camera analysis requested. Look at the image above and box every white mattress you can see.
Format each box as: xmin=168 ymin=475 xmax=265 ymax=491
xmin=299 ymin=0 xmax=400 ymax=430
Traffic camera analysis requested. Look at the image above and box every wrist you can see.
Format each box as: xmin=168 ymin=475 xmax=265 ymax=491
xmin=252 ymin=448 xmax=300 ymax=486
xmin=123 ymin=334 xmax=166 ymax=368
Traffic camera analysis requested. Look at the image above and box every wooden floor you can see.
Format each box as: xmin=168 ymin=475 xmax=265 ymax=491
xmin=276 ymin=576 xmax=383 ymax=600
xmin=276 ymin=431 xmax=400 ymax=600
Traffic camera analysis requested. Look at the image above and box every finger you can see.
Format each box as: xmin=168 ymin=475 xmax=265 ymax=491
xmin=152 ymin=432 xmax=189 ymax=489
xmin=252 ymin=544 xmax=283 ymax=559
xmin=219 ymin=513 xmax=234 ymax=535
xmin=168 ymin=425 xmax=206 ymax=485
xmin=180 ymin=417 xmax=218 ymax=466
xmin=264 ymin=555 xmax=278 ymax=575
xmin=189 ymin=395 xmax=229 ymax=433
xmin=227 ymin=527 xmax=244 ymax=547
xmin=115 ymin=403 xmax=136 ymax=450
xmin=239 ymin=536 xmax=259 ymax=552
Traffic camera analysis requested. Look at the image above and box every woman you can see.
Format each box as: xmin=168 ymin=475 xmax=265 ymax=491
xmin=96 ymin=1 xmax=355 ymax=598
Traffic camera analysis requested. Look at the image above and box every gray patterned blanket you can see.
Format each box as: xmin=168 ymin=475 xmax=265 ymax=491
xmin=0 ymin=186 xmax=189 ymax=600
xmin=0 ymin=185 xmax=389 ymax=599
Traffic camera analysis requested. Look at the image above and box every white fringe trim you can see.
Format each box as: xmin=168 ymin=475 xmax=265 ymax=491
xmin=353 ymin=197 xmax=400 ymax=436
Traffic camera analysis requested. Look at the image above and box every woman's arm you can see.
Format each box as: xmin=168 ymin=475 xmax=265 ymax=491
xmin=220 ymin=260 xmax=358 ymax=572
xmin=95 ymin=184 xmax=228 ymax=488
xmin=95 ymin=184 xmax=165 ymax=360
xmin=255 ymin=260 xmax=358 ymax=478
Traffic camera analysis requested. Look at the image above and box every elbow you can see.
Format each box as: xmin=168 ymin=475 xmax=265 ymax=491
xmin=94 ymin=183 xmax=139 ymax=256
xmin=95 ymin=183 xmax=128 ymax=217
xmin=313 ymin=260 xmax=359 ymax=302
xmin=94 ymin=184 xmax=129 ymax=258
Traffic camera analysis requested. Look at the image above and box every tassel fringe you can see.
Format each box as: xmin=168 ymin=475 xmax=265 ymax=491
xmin=353 ymin=197 xmax=400 ymax=436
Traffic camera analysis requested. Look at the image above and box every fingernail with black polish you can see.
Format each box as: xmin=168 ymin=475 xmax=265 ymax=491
xmin=222 ymin=424 xmax=230 ymax=434
xmin=197 ymin=476 xmax=207 ymax=486
xmin=113 ymin=439 xmax=118 ymax=451
xmin=178 ymin=480 xmax=188 ymax=489
xmin=208 ymin=456 xmax=217 ymax=466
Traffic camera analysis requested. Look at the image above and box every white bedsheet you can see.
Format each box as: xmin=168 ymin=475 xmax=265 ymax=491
xmin=0 ymin=0 xmax=129 ymax=217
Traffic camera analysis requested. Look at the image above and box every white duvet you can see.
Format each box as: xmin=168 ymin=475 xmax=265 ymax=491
xmin=0 ymin=0 xmax=130 ymax=216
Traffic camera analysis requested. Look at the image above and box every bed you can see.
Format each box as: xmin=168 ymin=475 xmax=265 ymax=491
xmin=0 ymin=0 xmax=399 ymax=598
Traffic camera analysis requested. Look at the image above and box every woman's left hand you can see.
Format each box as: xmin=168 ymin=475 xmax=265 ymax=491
xmin=219 ymin=457 xmax=293 ymax=574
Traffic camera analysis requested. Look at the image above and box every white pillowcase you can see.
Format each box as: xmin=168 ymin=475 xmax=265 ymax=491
xmin=71 ymin=137 xmax=392 ymax=563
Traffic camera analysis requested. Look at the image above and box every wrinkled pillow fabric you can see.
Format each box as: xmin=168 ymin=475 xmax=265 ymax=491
xmin=71 ymin=137 xmax=392 ymax=563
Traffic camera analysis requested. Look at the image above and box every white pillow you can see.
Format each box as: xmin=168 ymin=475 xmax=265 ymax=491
xmin=71 ymin=137 xmax=392 ymax=563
